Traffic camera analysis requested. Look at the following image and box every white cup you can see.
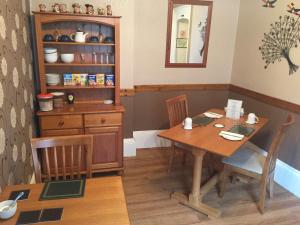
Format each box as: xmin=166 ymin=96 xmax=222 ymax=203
xmin=246 ymin=113 xmax=259 ymax=124
xmin=183 ymin=117 xmax=193 ymax=130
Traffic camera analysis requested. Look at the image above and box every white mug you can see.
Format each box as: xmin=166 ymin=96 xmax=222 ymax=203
xmin=183 ymin=117 xmax=193 ymax=130
xmin=246 ymin=113 xmax=259 ymax=124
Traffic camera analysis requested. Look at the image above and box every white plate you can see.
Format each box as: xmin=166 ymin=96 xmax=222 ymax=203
xmin=220 ymin=133 xmax=243 ymax=141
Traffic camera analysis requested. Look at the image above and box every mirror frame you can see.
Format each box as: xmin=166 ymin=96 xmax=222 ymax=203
xmin=165 ymin=0 xmax=213 ymax=68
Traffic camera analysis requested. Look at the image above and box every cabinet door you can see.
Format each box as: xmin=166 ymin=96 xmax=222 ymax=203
xmin=85 ymin=127 xmax=123 ymax=171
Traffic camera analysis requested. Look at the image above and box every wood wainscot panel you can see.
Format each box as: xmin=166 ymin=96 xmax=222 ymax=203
xmin=229 ymin=85 xmax=300 ymax=114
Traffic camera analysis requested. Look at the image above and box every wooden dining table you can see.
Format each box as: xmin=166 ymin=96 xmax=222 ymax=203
xmin=0 ymin=177 xmax=130 ymax=225
xmin=158 ymin=108 xmax=268 ymax=218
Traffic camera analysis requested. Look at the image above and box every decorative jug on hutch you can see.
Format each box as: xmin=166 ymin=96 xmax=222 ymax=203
xmin=71 ymin=29 xmax=89 ymax=43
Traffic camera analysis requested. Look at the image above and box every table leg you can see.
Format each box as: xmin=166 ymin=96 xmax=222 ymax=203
xmin=171 ymin=148 xmax=221 ymax=218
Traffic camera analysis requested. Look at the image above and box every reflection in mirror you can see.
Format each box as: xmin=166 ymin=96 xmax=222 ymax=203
xmin=165 ymin=0 xmax=213 ymax=68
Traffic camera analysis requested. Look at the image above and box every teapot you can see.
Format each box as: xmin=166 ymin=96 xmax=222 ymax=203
xmin=71 ymin=31 xmax=88 ymax=43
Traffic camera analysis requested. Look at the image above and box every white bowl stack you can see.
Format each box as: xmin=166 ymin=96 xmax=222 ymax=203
xmin=61 ymin=53 xmax=75 ymax=63
xmin=44 ymin=48 xmax=58 ymax=63
xmin=46 ymin=73 xmax=60 ymax=86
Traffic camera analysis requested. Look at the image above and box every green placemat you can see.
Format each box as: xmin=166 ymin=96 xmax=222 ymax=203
xmin=228 ymin=125 xmax=255 ymax=137
xmin=193 ymin=116 xmax=214 ymax=126
xmin=40 ymin=179 xmax=86 ymax=201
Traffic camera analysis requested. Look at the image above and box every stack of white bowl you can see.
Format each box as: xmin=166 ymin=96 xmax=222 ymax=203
xmin=46 ymin=73 xmax=60 ymax=86
xmin=44 ymin=48 xmax=58 ymax=63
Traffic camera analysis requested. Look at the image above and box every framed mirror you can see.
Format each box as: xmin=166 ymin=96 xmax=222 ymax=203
xmin=165 ymin=0 xmax=213 ymax=68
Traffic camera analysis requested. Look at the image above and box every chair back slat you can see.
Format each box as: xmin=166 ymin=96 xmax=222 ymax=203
xmin=166 ymin=95 xmax=189 ymax=127
xmin=62 ymin=146 xmax=66 ymax=180
xmin=70 ymin=145 xmax=74 ymax=179
xmin=78 ymin=145 xmax=82 ymax=179
xmin=53 ymin=147 xmax=59 ymax=180
xmin=263 ymin=115 xmax=295 ymax=176
xmin=44 ymin=148 xmax=51 ymax=181
xmin=31 ymin=135 xmax=93 ymax=183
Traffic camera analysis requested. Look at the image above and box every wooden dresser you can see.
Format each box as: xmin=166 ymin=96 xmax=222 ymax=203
xmin=33 ymin=12 xmax=125 ymax=174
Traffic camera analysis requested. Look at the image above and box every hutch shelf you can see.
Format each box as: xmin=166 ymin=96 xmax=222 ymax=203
xmin=33 ymin=12 xmax=125 ymax=175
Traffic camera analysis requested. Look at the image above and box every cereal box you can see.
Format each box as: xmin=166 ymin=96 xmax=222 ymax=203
xmin=105 ymin=74 xmax=115 ymax=86
xmin=88 ymin=74 xmax=97 ymax=86
xmin=96 ymin=74 xmax=105 ymax=86
xmin=63 ymin=74 xmax=74 ymax=86
xmin=72 ymin=74 xmax=81 ymax=86
xmin=80 ymin=74 xmax=88 ymax=86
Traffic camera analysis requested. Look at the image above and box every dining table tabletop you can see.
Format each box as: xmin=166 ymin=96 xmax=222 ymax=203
xmin=0 ymin=176 xmax=130 ymax=225
xmin=158 ymin=108 xmax=268 ymax=218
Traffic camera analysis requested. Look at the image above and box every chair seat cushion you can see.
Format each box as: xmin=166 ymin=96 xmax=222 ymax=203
xmin=222 ymin=142 xmax=266 ymax=174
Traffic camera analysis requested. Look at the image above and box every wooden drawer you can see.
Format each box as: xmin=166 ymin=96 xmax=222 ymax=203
xmin=84 ymin=113 xmax=122 ymax=127
xmin=40 ymin=115 xmax=83 ymax=130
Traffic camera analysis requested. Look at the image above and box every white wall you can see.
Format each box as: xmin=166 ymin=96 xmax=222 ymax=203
xmin=133 ymin=0 xmax=240 ymax=85
xmin=30 ymin=0 xmax=240 ymax=88
xmin=231 ymin=0 xmax=300 ymax=105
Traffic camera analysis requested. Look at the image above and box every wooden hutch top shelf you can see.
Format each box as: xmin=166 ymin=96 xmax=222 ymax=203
xmin=33 ymin=11 xmax=121 ymax=19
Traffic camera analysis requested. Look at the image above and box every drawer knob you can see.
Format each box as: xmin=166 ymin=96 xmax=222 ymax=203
xmin=101 ymin=118 xmax=106 ymax=124
xmin=58 ymin=121 xmax=65 ymax=126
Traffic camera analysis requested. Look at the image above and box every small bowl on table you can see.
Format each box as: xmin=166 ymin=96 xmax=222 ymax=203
xmin=61 ymin=53 xmax=74 ymax=63
xmin=0 ymin=200 xmax=17 ymax=220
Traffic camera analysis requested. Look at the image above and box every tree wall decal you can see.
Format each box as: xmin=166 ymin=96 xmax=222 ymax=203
xmin=259 ymin=15 xmax=300 ymax=75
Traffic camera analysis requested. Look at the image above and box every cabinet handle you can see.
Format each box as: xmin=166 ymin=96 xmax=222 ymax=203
xmin=58 ymin=121 xmax=64 ymax=127
xmin=101 ymin=118 xmax=106 ymax=124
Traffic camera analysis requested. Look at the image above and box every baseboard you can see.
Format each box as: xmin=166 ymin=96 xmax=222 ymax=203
xmin=131 ymin=130 xmax=300 ymax=198
xmin=30 ymin=173 xmax=36 ymax=184
xmin=124 ymin=138 xmax=136 ymax=157
xmin=133 ymin=130 xmax=171 ymax=149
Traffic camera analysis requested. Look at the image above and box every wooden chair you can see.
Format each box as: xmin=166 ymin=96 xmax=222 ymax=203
xmin=31 ymin=135 xmax=93 ymax=183
xmin=166 ymin=95 xmax=191 ymax=174
xmin=219 ymin=115 xmax=295 ymax=213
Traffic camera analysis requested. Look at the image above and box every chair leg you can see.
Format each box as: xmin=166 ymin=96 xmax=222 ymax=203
xmin=268 ymin=175 xmax=275 ymax=199
xmin=258 ymin=178 xmax=268 ymax=214
xmin=168 ymin=144 xmax=176 ymax=175
xmin=207 ymin=153 xmax=215 ymax=175
xmin=219 ymin=167 xmax=230 ymax=198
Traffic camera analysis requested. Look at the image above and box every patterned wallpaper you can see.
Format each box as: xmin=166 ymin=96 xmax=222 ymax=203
xmin=0 ymin=0 xmax=34 ymax=193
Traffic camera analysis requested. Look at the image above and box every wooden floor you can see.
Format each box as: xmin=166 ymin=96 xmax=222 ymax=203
xmin=122 ymin=148 xmax=300 ymax=225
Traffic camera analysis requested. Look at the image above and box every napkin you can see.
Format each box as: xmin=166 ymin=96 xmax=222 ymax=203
xmin=204 ymin=112 xmax=223 ymax=118
xmin=219 ymin=131 xmax=244 ymax=139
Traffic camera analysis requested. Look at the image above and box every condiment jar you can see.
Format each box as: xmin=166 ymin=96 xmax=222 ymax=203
xmin=37 ymin=94 xmax=54 ymax=111
xmin=51 ymin=92 xmax=65 ymax=108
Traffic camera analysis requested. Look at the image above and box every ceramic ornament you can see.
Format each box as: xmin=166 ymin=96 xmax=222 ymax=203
xmin=262 ymin=0 xmax=278 ymax=8
xmin=259 ymin=15 xmax=300 ymax=75
xmin=287 ymin=2 xmax=300 ymax=16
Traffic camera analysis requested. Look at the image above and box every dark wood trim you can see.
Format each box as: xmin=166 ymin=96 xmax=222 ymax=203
xmin=120 ymin=89 xmax=135 ymax=97
xmin=229 ymin=85 xmax=300 ymax=114
xmin=120 ymin=84 xmax=229 ymax=95
xmin=134 ymin=84 xmax=229 ymax=93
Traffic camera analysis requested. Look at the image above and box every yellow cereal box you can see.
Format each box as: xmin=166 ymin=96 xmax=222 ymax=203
xmin=96 ymin=74 xmax=105 ymax=86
